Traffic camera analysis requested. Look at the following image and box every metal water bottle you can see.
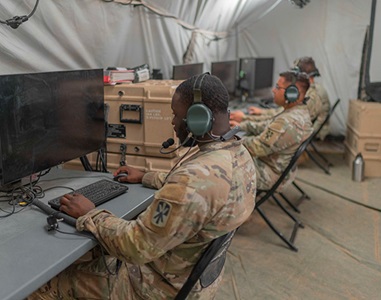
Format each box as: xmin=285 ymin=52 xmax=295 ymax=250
xmin=352 ymin=153 xmax=364 ymax=182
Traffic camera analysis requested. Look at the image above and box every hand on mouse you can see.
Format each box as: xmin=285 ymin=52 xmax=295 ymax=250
xmin=113 ymin=172 xmax=129 ymax=182
xmin=113 ymin=166 xmax=145 ymax=183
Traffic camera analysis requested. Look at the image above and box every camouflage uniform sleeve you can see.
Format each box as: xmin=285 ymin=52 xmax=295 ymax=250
xmin=242 ymin=113 xmax=274 ymax=122
xmin=306 ymin=85 xmax=323 ymax=121
xmin=242 ymin=117 xmax=288 ymax=157
xmin=240 ymin=118 xmax=271 ymax=135
xmin=257 ymin=107 xmax=283 ymax=116
xmin=76 ymin=174 xmax=209 ymax=265
xmin=262 ymin=108 xmax=279 ymax=117
xmin=142 ymin=171 xmax=168 ymax=189
xmin=241 ymin=107 xmax=283 ymax=122
xmin=313 ymin=84 xmax=330 ymax=132
xmin=313 ymin=109 xmax=328 ymax=132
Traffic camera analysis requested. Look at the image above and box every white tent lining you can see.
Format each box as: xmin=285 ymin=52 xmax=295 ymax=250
xmin=0 ymin=0 xmax=378 ymax=136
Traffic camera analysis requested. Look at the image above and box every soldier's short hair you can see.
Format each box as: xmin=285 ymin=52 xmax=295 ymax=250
xmin=294 ymin=57 xmax=320 ymax=77
xmin=175 ymin=74 xmax=229 ymax=114
xmin=279 ymin=71 xmax=310 ymax=93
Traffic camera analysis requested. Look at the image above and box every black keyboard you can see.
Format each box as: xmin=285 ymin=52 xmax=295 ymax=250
xmin=48 ymin=179 xmax=129 ymax=210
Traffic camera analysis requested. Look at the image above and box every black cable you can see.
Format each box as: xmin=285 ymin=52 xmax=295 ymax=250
xmin=95 ymin=148 xmax=108 ymax=173
xmin=80 ymin=156 xmax=94 ymax=172
xmin=0 ymin=0 xmax=40 ymax=29
xmin=0 ymin=181 xmax=42 ymax=217
xmin=164 ymin=139 xmax=196 ymax=182
xmin=0 ymin=198 xmax=17 ymax=218
xmin=43 ymin=186 xmax=75 ymax=193
xmin=38 ymin=174 xmax=112 ymax=184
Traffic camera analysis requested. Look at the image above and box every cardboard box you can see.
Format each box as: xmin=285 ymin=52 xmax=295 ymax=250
xmin=347 ymin=100 xmax=381 ymax=135
xmin=104 ymin=80 xmax=185 ymax=158
xmin=345 ymin=124 xmax=381 ymax=158
xmin=345 ymin=144 xmax=381 ymax=177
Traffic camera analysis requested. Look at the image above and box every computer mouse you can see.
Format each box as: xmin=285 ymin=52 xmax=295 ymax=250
xmin=113 ymin=172 xmax=128 ymax=181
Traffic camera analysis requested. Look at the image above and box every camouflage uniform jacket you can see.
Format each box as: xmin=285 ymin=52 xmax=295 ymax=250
xmin=306 ymin=83 xmax=323 ymax=122
xmin=313 ymin=83 xmax=331 ymax=140
xmin=242 ymin=106 xmax=284 ymax=122
xmin=76 ymin=139 xmax=256 ymax=299
xmin=239 ymin=105 xmax=312 ymax=190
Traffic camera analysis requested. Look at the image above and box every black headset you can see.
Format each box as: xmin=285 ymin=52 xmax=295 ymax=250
xmin=284 ymin=71 xmax=300 ymax=104
xmin=184 ymin=73 xmax=214 ymax=137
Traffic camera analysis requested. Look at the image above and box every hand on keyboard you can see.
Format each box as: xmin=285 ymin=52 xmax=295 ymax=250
xmin=59 ymin=193 xmax=96 ymax=219
xmin=48 ymin=179 xmax=129 ymax=216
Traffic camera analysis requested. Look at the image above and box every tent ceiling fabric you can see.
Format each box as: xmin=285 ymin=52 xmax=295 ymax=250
xmin=0 ymin=0 xmax=376 ymax=136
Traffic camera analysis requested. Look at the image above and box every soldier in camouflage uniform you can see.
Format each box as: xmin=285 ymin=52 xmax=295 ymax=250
xmin=293 ymin=57 xmax=331 ymax=140
xmin=230 ymin=57 xmax=330 ymax=141
xmin=27 ymin=74 xmax=256 ymax=300
xmin=233 ymin=71 xmax=313 ymax=190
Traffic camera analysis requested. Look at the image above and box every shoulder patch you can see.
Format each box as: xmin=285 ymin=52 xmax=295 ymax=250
xmin=259 ymin=120 xmax=286 ymax=147
xmin=151 ymin=201 xmax=172 ymax=227
xmin=267 ymin=120 xmax=286 ymax=133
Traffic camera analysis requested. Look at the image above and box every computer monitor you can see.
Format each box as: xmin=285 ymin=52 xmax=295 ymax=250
xmin=211 ymin=60 xmax=237 ymax=95
xmin=238 ymin=57 xmax=274 ymax=97
xmin=172 ymin=63 xmax=204 ymax=80
xmin=0 ymin=69 xmax=105 ymax=188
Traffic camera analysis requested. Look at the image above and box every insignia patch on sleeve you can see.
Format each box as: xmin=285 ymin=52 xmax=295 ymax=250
xmin=151 ymin=201 xmax=172 ymax=227
xmin=264 ymin=130 xmax=274 ymax=141
xmin=260 ymin=120 xmax=285 ymax=147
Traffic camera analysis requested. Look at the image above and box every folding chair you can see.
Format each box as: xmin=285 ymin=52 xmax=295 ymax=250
xmin=305 ymin=99 xmax=341 ymax=175
xmin=255 ymin=133 xmax=315 ymax=252
xmin=175 ymin=229 xmax=236 ymax=300
xmin=278 ymin=181 xmax=311 ymax=214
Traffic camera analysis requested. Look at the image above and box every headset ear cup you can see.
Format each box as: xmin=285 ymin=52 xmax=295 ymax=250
xmin=186 ymin=103 xmax=213 ymax=137
xmin=284 ymin=85 xmax=299 ymax=103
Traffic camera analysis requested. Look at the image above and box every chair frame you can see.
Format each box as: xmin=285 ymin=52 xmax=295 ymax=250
xmin=255 ymin=132 xmax=315 ymax=252
xmin=279 ymin=181 xmax=311 ymax=214
xmin=279 ymin=99 xmax=341 ymax=213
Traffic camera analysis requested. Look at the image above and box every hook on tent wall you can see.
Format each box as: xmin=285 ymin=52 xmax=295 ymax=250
xmin=0 ymin=0 xmax=40 ymax=29
xmin=288 ymin=0 xmax=311 ymax=9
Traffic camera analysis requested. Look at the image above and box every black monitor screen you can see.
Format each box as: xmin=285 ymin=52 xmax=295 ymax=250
xmin=211 ymin=60 xmax=237 ymax=95
xmin=254 ymin=58 xmax=274 ymax=90
xmin=172 ymin=63 xmax=204 ymax=80
xmin=0 ymin=69 xmax=105 ymax=186
xmin=239 ymin=58 xmax=274 ymax=97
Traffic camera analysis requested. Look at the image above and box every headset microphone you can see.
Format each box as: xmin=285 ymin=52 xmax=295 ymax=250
xmin=162 ymin=138 xmax=175 ymax=149
xmin=160 ymin=133 xmax=194 ymax=154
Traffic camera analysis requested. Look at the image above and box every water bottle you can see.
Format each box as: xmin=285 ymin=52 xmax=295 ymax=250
xmin=352 ymin=153 xmax=365 ymax=182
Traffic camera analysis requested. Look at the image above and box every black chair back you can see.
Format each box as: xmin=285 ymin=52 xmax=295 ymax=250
xmin=175 ymin=229 xmax=236 ymax=300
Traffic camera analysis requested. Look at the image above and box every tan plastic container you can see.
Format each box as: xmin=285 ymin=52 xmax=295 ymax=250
xmin=345 ymin=124 xmax=381 ymax=158
xmin=347 ymin=100 xmax=381 ymax=135
xmin=104 ymin=80 xmax=185 ymax=158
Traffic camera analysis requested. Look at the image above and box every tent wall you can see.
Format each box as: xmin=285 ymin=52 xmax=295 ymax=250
xmin=0 ymin=0 xmax=376 ymax=136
